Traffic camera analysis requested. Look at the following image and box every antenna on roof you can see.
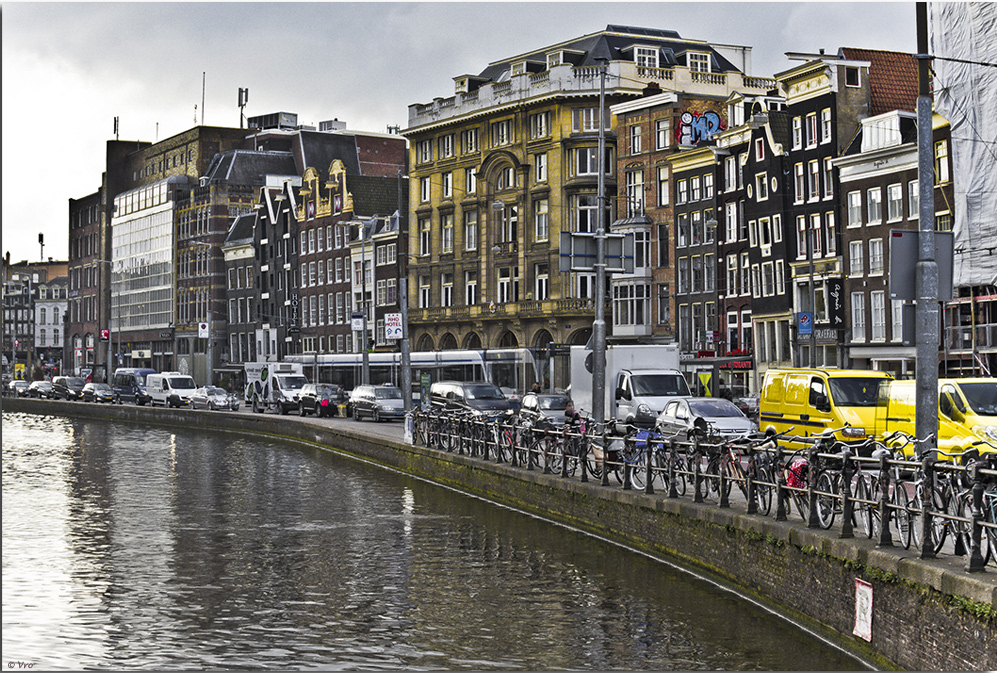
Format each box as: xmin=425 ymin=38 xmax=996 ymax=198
xmin=238 ymin=88 xmax=249 ymax=129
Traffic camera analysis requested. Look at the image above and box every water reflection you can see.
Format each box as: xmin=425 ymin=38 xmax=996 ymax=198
xmin=2 ymin=412 xmax=862 ymax=670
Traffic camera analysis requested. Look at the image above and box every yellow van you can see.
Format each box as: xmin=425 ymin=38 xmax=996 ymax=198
xmin=875 ymin=378 xmax=996 ymax=459
xmin=759 ymin=369 xmax=893 ymax=451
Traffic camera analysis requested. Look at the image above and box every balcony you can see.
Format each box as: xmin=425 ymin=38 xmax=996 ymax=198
xmin=407 ymin=62 xmax=776 ymax=131
xmin=409 ymin=297 xmax=595 ymax=325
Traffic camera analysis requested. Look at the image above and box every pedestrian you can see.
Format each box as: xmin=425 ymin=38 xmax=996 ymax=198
xmin=531 ymin=381 xmax=542 ymax=394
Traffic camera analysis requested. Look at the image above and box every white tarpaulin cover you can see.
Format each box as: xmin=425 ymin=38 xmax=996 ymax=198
xmin=929 ymin=2 xmax=998 ymax=287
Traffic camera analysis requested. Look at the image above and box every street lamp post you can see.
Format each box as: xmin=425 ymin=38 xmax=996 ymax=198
xmin=592 ymin=56 xmax=609 ymax=428
xmin=359 ymin=219 xmax=371 ymax=385
xmin=95 ymin=260 xmax=113 ymax=382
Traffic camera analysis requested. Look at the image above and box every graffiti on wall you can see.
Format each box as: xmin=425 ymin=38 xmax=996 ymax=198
xmin=676 ymin=110 xmax=726 ymax=146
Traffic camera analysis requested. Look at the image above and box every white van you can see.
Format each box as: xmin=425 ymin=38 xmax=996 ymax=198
xmin=146 ymin=371 xmax=197 ymax=408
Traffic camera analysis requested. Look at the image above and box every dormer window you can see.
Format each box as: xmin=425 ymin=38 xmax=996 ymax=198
xmin=455 ymin=77 xmax=468 ymax=94
xmin=688 ymin=52 xmax=711 ymax=73
xmin=635 ymin=46 xmax=658 ymax=68
xmin=547 ymin=51 xmax=562 ymax=69
xmin=511 ymin=61 xmax=526 ymax=76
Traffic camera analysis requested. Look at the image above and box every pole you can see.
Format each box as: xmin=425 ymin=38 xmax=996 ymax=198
xmin=808 ymin=215 xmax=816 ymax=367
xmin=915 ymin=3 xmax=940 ymax=456
xmin=360 ymin=220 xmax=370 ymax=385
xmin=591 ymin=58 xmax=609 ymax=429
xmin=207 ymin=312 xmax=213 ymax=386
xmin=400 ymin=276 xmax=412 ymax=412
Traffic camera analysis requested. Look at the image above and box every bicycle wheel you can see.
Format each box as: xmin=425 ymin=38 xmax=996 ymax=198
xmin=947 ymin=490 xmax=972 ymax=555
xmin=985 ymin=492 xmax=997 ymax=564
xmin=892 ymin=481 xmax=912 ymax=549
xmin=816 ymin=470 xmax=839 ymax=530
xmin=754 ymin=465 xmax=774 ymax=516
xmin=856 ymin=474 xmax=878 ymax=539
xmin=930 ymin=485 xmax=949 ymax=554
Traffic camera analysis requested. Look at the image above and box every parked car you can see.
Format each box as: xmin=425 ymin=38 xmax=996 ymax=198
xmin=82 ymin=382 xmax=115 ymax=403
xmin=518 ymin=392 xmax=572 ymax=427
xmin=27 ymin=380 xmax=54 ymax=398
xmin=429 ymin=380 xmax=514 ymax=419
xmin=53 ymin=376 xmax=87 ymax=401
xmin=656 ymin=397 xmax=757 ymax=442
xmin=112 ymin=368 xmax=156 ymax=405
xmin=190 ymin=386 xmax=240 ymax=411
xmin=350 ymin=384 xmax=406 ymax=422
xmin=298 ymin=383 xmax=338 ymax=417
xmin=9 ymin=380 xmax=29 ymax=397
xmin=721 ymin=385 xmax=760 ymax=423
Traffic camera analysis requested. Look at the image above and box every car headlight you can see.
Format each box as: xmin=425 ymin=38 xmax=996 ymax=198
xmin=638 ymin=403 xmax=652 ymax=415
xmin=842 ymin=427 xmax=866 ymax=438
xmin=380 ymin=404 xmax=395 ymax=411
xmin=973 ymin=424 xmax=998 ymax=442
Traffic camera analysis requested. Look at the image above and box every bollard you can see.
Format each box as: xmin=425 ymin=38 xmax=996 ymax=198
xmin=840 ymin=453 xmax=856 ymax=538
xmin=645 ymin=436 xmax=655 ymax=495
xmin=693 ymin=435 xmax=703 ymax=503
xmin=807 ymin=444 xmax=820 ymax=529
xmin=877 ymin=451 xmax=894 ymax=548
xmin=966 ymin=460 xmax=986 ymax=572
xmin=668 ymin=440 xmax=679 ymax=499
xmin=774 ymin=444 xmax=787 ymax=522
xmin=746 ymin=444 xmax=758 ymax=515
xmin=919 ymin=456 xmax=936 ymax=559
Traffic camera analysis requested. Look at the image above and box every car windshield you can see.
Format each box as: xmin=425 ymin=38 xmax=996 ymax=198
xmin=632 ymin=374 xmax=690 ymax=397
xmin=277 ymin=375 xmax=308 ymax=391
xmin=688 ymin=399 xmax=744 ymax=418
xmin=317 ymin=385 xmax=336 ymax=395
xmin=827 ymin=377 xmax=884 ymax=407
xmin=93 ymin=384 xmax=112 ymax=392
xmin=204 ymin=387 xmax=224 ymax=395
xmin=957 ymin=382 xmax=997 ymax=416
xmin=67 ymin=378 xmax=85 ymax=386
xmin=539 ymin=396 xmax=571 ymax=410
xmin=168 ymin=377 xmax=196 ymax=390
xmin=466 ymin=384 xmax=504 ymax=400
xmin=374 ymin=388 xmax=403 ymax=400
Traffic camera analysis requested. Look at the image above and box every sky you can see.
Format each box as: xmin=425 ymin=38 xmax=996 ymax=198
xmin=1 ymin=1 xmax=918 ymax=265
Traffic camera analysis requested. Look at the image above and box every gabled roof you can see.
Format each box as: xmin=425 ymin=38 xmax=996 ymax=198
xmin=840 ymin=48 xmax=919 ymax=115
xmin=203 ymin=149 xmax=298 ymax=186
xmin=296 ymin=130 xmax=362 ymax=177
xmin=224 ymin=212 xmax=256 ymax=246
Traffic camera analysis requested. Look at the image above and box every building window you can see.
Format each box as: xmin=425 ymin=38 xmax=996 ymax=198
xmin=849 ymin=241 xmax=864 ymax=275
xmin=417 ymin=139 xmax=432 ymax=163
xmin=491 ymin=119 xmax=513 ymax=146
xmin=442 ymin=172 xmax=452 ymax=199
xmin=576 ymin=194 xmax=601 ymax=232
xmin=825 ymin=212 xmax=836 ymax=257
xmin=530 ymin=111 xmax=550 ymax=139
xmin=726 ymin=254 xmax=738 ymax=297
xmin=497 ymin=267 xmax=518 ymax=303
xmin=439 ymin=133 xmax=454 ymax=158
xmin=821 ymin=108 xmax=832 ymax=143
xmin=656 ymin=119 xmax=670 ymax=149
xmin=676 ymin=213 xmax=688 ymax=248
xmin=703 ymin=173 xmax=714 ymax=199
xmin=869 ymin=238 xmax=884 ymax=274
xmin=572 ymin=107 xmax=604 ymax=132
xmin=534 ymin=199 xmax=549 ymax=242
xmin=805 ymin=112 xmax=817 ymax=147
xmin=465 ymin=167 xmax=477 ymax=195
xmin=418 ymin=276 xmax=430 ymax=308
xmin=441 ymin=273 xmax=454 ymax=307
xmin=441 ymin=213 xmax=454 ymax=253
xmin=676 ymin=179 xmax=687 ymax=204
xmin=688 ymin=52 xmax=710 ymax=72
xmin=891 ymin=299 xmax=904 ymax=341
xmin=463 ymin=128 xmax=479 ymax=153
xmin=658 ymin=166 xmax=670 ymax=206
xmin=808 ymin=160 xmax=820 ymax=200
xmin=630 ymin=124 xmax=642 ymax=155
xmin=724 ymin=202 xmax=738 ymax=243
xmin=635 ymin=46 xmax=658 ymax=68
xmin=887 ymin=183 xmax=903 ymax=221
xmin=793 ymin=163 xmax=805 ymax=203
xmin=908 ymin=180 xmax=919 ymax=219
xmin=934 ymin=140 xmax=950 ymax=183
xmin=845 ymin=66 xmax=861 ymax=87
xmin=724 ymin=156 xmax=737 ymax=192
xmin=796 ymin=216 xmax=808 ymax=258
xmin=792 ymin=117 xmax=802 ymax=149
xmin=626 ymin=171 xmax=644 ymax=217
xmin=535 ymin=264 xmax=549 ymax=300
xmin=823 ymin=158 xmax=834 ymax=199
xmin=534 ymin=153 xmax=547 ymax=182
xmin=871 ymin=291 xmax=886 ymax=340
xmin=848 ymin=191 xmax=862 ymax=227
xmin=691 ymin=176 xmax=702 ymax=202
xmin=465 ymin=271 xmax=477 ymax=306
xmin=576 ymin=146 xmax=610 ymax=175
xmin=866 ymin=187 xmax=882 ymax=225
xmin=420 ymin=177 xmax=431 ymax=202
xmin=755 ymin=137 xmax=765 ymax=161
xmin=677 ymin=257 xmax=690 ymax=294
xmin=464 ymin=210 xmax=478 ymax=251
xmin=740 ymin=252 xmax=750 ymax=295
xmin=500 ymin=205 xmax=518 ymax=243
xmin=419 ymin=217 xmax=431 ymax=256
xmin=755 ymin=173 xmax=768 ymax=201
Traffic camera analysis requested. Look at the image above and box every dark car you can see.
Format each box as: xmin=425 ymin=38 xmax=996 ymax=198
xmin=82 ymin=382 xmax=115 ymax=403
xmin=350 ymin=384 xmax=406 ymax=422
xmin=28 ymin=380 xmax=54 ymax=398
xmin=429 ymin=380 xmax=514 ymax=419
xmin=518 ymin=392 xmax=572 ymax=428
xmin=299 ymin=383 xmax=338 ymax=417
xmin=53 ymin=376 xmax=87 ymax=400
xmin=112 ymin=368 xmax=156 ymax=405
xmin=9 ymin=380 xmax=29 ymax=397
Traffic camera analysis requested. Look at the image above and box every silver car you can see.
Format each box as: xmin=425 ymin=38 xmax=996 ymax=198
xmin=191 ymin=386 xmax=240 ymax=411
xmin=656 ymin=397 xmax=757 ymax=442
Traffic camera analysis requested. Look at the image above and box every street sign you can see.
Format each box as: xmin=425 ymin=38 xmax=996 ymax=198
xmin=198 ymin=322 xmax=209 ymax=338
xmin=100 ymin=328 xmax=110 ymax=341
xmin=798 ymin=312 xmax=813 ymax=336
xmin=888 ymin=230 xmax=954 ymax=301
xmin=558 ymin=231 xmax=635 ymax=273
xmin=351 ymin=312 xmax=364 ymax=331
xmin=384 ymin=313 xmax=403 ymax=340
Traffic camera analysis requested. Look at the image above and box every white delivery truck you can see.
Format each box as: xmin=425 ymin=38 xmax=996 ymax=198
xmin=146 ymin=371 xmax=198 ymax=408
xmin=569 ymin=344 xmax=690 ymax=432
xmin=244 ymin=362 xmax=308 ymax=414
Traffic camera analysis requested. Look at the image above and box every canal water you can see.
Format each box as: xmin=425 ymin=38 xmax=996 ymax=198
xmin=2 ymin=412 xmax=863 ymax=670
